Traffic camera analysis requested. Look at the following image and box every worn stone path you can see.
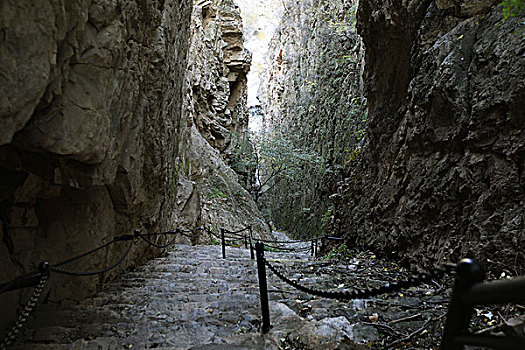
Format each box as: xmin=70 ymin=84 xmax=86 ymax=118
xmin=12 ymin=245 xmax=264 ymax=349
xmin=13 ymin=236 xmax=518 ymax=349
xmin=11 ymin=240 xmax=365 ymax=349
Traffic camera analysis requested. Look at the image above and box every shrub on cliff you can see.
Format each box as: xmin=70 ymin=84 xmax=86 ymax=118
xmin=503 ymin=0 xmax=525 ymax=20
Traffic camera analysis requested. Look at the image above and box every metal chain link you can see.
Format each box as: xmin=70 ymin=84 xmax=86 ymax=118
xmin=264 ymin=257 xmax=454 ymax=300
xmin=179 ymin=229 xmax=205 ymax=239
xmin=50 ymin=239 xmax=135 ymax=276
xmin=1 ymin=273 xmax=48 ymax=349
xmin=223 ymin=227 xmax=250 ymax=235
xmin=256 ymin=237 xmax=318 ymax=244
xmin=222 ymin=231 xmax=246 ymax=239
xmin=208 ymin=229 xmax=245 ymax=242
xmin=263 ymin=243 xmax=311 ymax=252
xmin=139 ymin=231 xmax=179 ymax=248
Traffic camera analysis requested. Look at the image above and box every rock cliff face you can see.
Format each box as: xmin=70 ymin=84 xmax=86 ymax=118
xmin=176 ymin=0 xmax=269 ymax=240
xmin=333 ymin=1 xmax=524 ymax=271
xmin=261 ymin=0 xmax=523 ymax=271
xmin=0 ymin=0 xmax=193 ymax=332
xmin=0 ymin=0 xmax=266 ymax=335
xmin=187 ymin=0 xmax=251 ymax=157
xmin=261 ymin=0 xmax=365 ymax=236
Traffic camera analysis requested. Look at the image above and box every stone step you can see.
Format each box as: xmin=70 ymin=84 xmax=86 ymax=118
xmin=11 ymin=242 xmax=369 ymax=349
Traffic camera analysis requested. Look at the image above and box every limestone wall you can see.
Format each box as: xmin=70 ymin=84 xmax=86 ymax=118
xmin=260 ymin=0 xmax=524 ymax=272
xmin=1 ymin=0 xmax=269 ymax=335
xmin=175 ymin=0 xmax=269 ymax=241
xmin=261 ymin=0 xmax=365 ymax=236
xmin=333 ymin=0 xmax=525 ymax=271
xmin=187 ymin=0 xmax=251 ymax=156
xmin=0 ymin=0 xmax=253 ymax=331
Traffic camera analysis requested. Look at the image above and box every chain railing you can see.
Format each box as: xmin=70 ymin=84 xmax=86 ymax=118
xmin=0 ymin=225 xmax=245 ymax=347
xmin=263 ymin=252 xmax=454 ymax=300
xmin=0 ymin=264 xmax=49 ymax=350
xmin=3 ymin=225 xmax=524 ymax=350
xmin=207 ymin=224 xmax=330 ymax=260
xmin=0 ymin=223 xmax=327 ymax=346
xmin=252 ymin=241 xmax=525 ymax=349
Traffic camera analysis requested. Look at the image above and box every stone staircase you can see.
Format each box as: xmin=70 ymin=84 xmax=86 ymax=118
xmin=10 ymin=234 xmax=523 ymax=349
xmin=10 ymin=243 xmax=363 ymax=349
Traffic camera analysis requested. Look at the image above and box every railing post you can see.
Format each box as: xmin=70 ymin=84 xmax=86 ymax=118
xmin=221 ymin=228 xmax=226 ymax=259
xmin=310 ymin=239 xmax=314 ymax=256
xmin=255 ymin=242 xmax=271 ymax=333
xmin=441 ymin=259 xmax=486 ymax=350
xmin=314 ymin=239 xmax=317 ymax=257
xmin=248 ymin=225 xmax=254 ymax=260
xmin=244 ymin=234 xmax=248 ymax=249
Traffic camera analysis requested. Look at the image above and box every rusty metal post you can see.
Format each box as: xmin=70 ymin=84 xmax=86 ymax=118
xmin=248 ymin=225 xmax=254 ymax=260
xmin=441 ymin=259 xmax=486 ymax=350
xmin=255 ymin=242 xmax=270 ymax=333
xmin=221 ymin=228 xmax=226 ymax=259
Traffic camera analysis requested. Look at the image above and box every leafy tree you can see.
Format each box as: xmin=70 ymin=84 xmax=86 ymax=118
xmin=230 ymin=131 xmax=257 ymax=191
xmin=252 ymin=130 xmax=325 ymax=202
xmin=231 ymin=130 xmax=325 ymax=203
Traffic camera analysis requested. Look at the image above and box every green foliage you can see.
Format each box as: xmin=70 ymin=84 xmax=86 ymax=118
xmin=231 ymin=131 xmax=257 ymax=175
xmin=320 ymin=206 xmax=333 ymax=234
xmin=345 ymin=147 xmax=362 ymax=164
xmin=323 ymin=243 xmax=356 ymax=261
xmin=322 ymin=2 xmax=358 ymax=33
xmin=258 ymin=0 xmax=367 ymax=237
xmin=252 ymin=130 xmax=326 ymax=204
xmin=231 ymin=129 xmax=322 ymax=205
xmin=304 ymin=79 xmax=317 ymax=92
xmin=502 ymin=0 xmax=525 ymax=21
xmin=232 ymin=129 xmax=326 ymax=204
xmin=207 ymin=187 xmax=227 ymax=200
xmin=258 ymin=130 xmax=324 ymax=180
